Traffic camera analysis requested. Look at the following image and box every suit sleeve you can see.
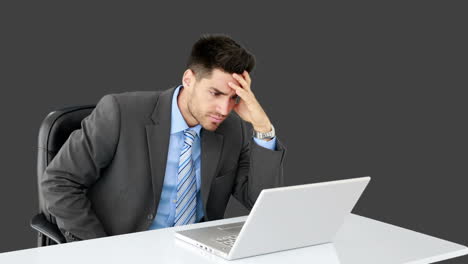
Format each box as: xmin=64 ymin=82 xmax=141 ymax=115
xmin=231 ymin=120 xmax=286 ymax=209
xmin=41 ymin=94 xmax=120 ymax=242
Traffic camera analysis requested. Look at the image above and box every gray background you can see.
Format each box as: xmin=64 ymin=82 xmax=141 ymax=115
xmin=1 ymin=1 xmax=467 ymax=263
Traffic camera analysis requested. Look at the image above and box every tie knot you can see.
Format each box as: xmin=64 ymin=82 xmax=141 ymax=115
xmin=183 ymin=129 xmax=197 ymax=146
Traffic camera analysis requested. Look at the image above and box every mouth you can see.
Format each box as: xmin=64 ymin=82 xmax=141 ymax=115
xmin=208 ymin=115 xmax=224 ymax=124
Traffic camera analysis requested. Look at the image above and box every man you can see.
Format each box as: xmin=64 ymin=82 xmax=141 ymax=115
xmin=41 ymin=34 xmax=286 ymax=242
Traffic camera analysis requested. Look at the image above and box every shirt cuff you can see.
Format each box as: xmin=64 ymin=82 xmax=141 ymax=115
xmin=253 ymin=136 xmax=277 ymax=150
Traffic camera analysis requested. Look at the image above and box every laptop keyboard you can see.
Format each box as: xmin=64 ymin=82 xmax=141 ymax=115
xmin=215 ymin=234 xmax=238 ymax=248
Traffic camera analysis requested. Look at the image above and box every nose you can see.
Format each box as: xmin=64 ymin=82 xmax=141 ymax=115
xmin=216 ymin=98 xmax=232 ymax=116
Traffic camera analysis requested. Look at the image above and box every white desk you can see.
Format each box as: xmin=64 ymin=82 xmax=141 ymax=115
xmin=1 ymin=214 xmax=467 ymax=263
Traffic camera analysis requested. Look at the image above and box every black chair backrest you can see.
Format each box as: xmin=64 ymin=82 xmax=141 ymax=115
xmin=36 ymin=105 xmax=95 ymax=231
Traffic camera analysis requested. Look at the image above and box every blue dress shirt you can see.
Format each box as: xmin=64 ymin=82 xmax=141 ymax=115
xmin=149 ymin=85 xmax=277 ymax=229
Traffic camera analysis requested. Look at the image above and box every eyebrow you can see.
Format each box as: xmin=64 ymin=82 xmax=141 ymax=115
xmin=209 ymin=87 xmax=236 ymax=97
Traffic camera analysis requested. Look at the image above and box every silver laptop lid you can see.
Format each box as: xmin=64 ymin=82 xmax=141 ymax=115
xmin=228 ymin=176 xmax=371 ymax=259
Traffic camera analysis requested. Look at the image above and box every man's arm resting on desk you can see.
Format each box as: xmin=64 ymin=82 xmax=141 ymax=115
xmin=227 ymin=71 xmax=286 ymax=209
xmin=231 ymin=120 xmax=286 ymax=210
xmin=41 ymin=94 xmax=120 ymax=242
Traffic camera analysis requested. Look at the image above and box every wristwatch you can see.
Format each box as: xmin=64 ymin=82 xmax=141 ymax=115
xmin=253 ymin=124 xmax=275 ymax=140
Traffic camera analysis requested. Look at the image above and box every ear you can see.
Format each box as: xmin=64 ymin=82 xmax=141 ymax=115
xmin=182 ymin=69 xmax=196 ymax=90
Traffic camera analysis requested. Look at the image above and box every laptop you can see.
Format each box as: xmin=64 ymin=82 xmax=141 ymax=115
xmin=175 ymin=176 xmax=371 ymax=260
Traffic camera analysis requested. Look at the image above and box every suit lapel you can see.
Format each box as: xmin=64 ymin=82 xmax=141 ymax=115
xmin=200 ymin=129 xmax=223 ymax=217
xmin=145 ymin=87 xmax=175 ymax=209
xmin=145 ymin=86 xmax=225 ymax=220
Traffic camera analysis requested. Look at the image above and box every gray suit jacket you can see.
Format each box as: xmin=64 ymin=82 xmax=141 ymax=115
xmin=41 ymin=86 xmax=286 ymax=242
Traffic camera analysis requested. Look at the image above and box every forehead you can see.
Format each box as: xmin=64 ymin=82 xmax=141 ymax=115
xmin=200 ymin=68 xmax=240 ymax=95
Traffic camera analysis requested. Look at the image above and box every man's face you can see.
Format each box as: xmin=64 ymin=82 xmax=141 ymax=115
xmin=184 ymin=68 xmax=240 ymax=131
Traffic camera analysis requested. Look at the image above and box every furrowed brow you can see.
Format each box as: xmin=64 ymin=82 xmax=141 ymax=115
xmin=209 ymin=87 xmax=229 ymax=95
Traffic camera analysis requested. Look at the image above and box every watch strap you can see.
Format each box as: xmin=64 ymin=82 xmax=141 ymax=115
xmin=253 ymin=124 xmax=275 ymax=139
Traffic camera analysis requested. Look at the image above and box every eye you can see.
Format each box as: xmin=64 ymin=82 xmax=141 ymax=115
xmin=209 ymin=91 xmax=221 ymax=96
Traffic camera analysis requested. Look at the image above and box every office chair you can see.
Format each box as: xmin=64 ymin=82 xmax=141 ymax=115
xmin=31 ymin=105 xmax=95 ymax=246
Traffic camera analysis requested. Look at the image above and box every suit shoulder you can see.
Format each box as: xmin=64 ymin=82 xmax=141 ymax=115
xmin=111 ymin=91 xmax=159 ymax=106
xmin=104 ymin=91 xmax=162 ymax=120
xmin=112 ymin=90 xmax=161 ymax=110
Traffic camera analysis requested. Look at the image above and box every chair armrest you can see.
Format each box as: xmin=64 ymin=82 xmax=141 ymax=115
xmin=30 ymin=213 xmax=66 ymax=244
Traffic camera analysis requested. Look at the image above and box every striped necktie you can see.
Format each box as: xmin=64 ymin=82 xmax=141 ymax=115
xmin=174 ymin=129 xmax=198 ymax=226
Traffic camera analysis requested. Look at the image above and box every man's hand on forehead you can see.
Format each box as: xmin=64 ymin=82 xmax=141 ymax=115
xmin=228 ymin=71 xmax=273 ymax=134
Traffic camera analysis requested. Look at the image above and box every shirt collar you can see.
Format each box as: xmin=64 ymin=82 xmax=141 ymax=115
xmin=171 ymin=85 xmax=202 ymax=137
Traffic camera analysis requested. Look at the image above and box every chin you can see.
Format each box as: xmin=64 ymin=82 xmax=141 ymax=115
xmin=204 ymin=124 xmax=219 ymax=131
xmin=201 ymin=120 xmax=220 ymax=131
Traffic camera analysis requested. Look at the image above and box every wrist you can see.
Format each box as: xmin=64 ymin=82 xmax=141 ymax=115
xmin=253 ymin=123 xmax=272 ymax=133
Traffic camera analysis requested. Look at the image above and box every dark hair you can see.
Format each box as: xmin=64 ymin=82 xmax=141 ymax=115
xmin=186 ymin=34 xmax=256 ymax=81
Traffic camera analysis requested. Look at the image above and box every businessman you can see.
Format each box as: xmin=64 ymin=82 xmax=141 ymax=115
xmin=41 ymin=34 xmax=286 ymax=242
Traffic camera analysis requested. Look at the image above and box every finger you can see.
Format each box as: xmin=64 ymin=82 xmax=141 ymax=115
xmin=232 ymin=73 xmax=249 ymax=90
xmin=240 ymin=71 xmax=252 ymax=92
xmin=228 ymin=82 xmax=250 ymax=102
xmin=242 ymin=71 xmax=252 ymax=86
